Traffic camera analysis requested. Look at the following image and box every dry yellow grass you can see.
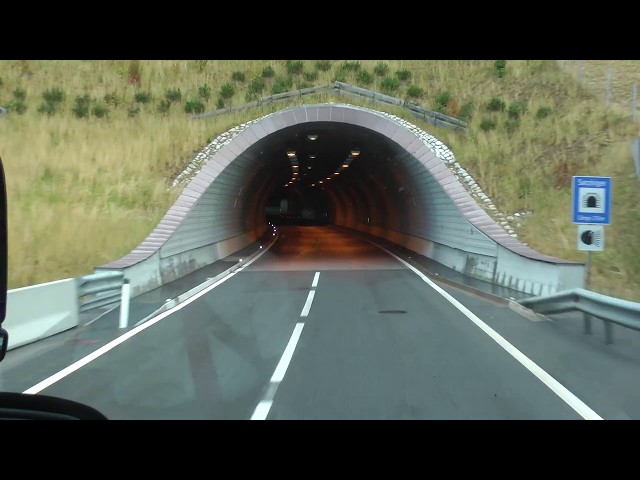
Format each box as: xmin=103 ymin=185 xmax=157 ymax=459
xmin=0 ymin=60 xmax=639 ymax=301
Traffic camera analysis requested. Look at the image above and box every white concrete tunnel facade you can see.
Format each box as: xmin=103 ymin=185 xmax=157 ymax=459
xmin=98 ymin=103 xmax=584 ymax=298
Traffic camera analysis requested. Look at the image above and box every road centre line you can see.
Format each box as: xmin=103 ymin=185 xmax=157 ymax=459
xmin=300 ymin=290 xmax=316 ymax=317
xmin=251 ymin=322 xmax=305 ymax=420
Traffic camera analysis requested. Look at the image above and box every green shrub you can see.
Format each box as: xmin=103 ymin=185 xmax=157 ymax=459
xmin=486 ymin=97 xmax=506 ymax=111
xmin=248 ymin=76 xmax=266 ymax=95
xmin=406 ymin=85 xmax=424 ymax=99
xmin=165 ymin=88 xmax=182 ymax=103
xmin=494 ymin=60 xmax=507 ymax=78
xmin=72 ymin=94 xmax=91 ymax=118
xmin=198 ymin=84 xmax=211 ymax=99
xmin=374 ymin=62 xmax=389 ymax=76
xmin=184 ymin=99 xmax=205 ymax=114
xmin=134 ymin=91 xmax=152 ymax=104
xmin=216 ymin=98 xmax=225 ymax=109
xmin=271 ymin=76 xmax=293 ymax=94
xmin=261 ymin=65 xmax=275 ymax=78
xmin=396 ymin=68 xmax=411 ymax=81
xmin=127 ymin=106 xmax=140 ymax=117
xmin=219 ymin=83 xmax=235 ymax=99
xmin=314 ymin=60 xmax=331 ymax=72
xmin=535 ymin=106 xmax=552 ymax=119
xmin=341 ymin=61 xmax=361 ymax=72
xmin=508 ymin=101 xmax=527 ymax=119
xmin=42 ymin=88 xmax=65 ymax=105
xmin=480 ymin=118 xmax=497 ymax=131
xmin=231 ymin=71 xmax=246 ymax=82
xmin=356 ymin=70 xmax=374 ymax=86
xmin=435 ymin=91 xmax=451 ymax=112
xmin=6 ymin=101 xmax=27 ymax=114
xmin=304 ymin=71 xmax=318 ymax=82
xmin=13 ymin=87 xmax=26 ymax=101
xmin=103 ymin=92 xmax=121 ymax=107
xmin=37 ymin=102 xmax=57 ymax=116
xmin=92 ymin=104 xmax=109 ymax=118
xmin=285 ymin=60 xmax=304 ymax=75
xmin=380 ymin=76 xmax=400 ymax=94
xmin=157 ymin=99 xmax=172 ymax=114
xmin=458 ymin=101 xmax=475 ymax=122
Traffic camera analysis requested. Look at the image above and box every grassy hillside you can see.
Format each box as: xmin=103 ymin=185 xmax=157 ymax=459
xmin=0 ymin=60 xmax=638 ymax=301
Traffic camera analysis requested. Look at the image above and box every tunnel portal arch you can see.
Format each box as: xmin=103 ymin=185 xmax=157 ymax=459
xmin=99 ymin=103 xmax=583 ymax=297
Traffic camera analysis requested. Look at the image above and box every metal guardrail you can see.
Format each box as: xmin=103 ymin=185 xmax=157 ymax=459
xmin=518 ymin=288 xmax=640 ymax=344
xmin=332 ymin=82 xmax=468 ymax=132
xmin=76 ymin=271 xmax=125 ymax=313
xmin=192 ymin=82 xmax=468 ymax=132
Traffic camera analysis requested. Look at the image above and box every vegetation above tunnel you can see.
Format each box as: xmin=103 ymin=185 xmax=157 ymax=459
xmin=0 ymin=60 xmax=638 ymax=301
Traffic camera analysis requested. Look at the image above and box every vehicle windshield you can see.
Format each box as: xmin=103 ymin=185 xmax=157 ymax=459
xmin=1 ymin=60 xmax=639 ymax=420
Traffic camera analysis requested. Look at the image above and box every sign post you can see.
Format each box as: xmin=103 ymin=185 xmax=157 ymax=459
xmin=572 ymin=176 xmax=611 ymax=333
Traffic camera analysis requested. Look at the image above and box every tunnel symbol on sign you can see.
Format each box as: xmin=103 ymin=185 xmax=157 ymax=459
xmin=581 ymin=229 xmax=603 ymax=248
xmin=582 ymin=193 xmax=600 ymax=208
xmin=578 ymin=187 xmax=605 ymax=214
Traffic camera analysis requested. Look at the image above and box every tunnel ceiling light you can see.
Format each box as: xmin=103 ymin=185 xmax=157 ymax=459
xmin=319 ymin=180 xmax=323 ymax=184
xmin=334 ymin=172 xmax=340 ymax=175
xmin=307 ymin=166 xmax=312 ymax=170
xmin=307 ymin=134 xmax=318 ymax=141
xmin=287 ymin=151 xmax=296 ymax=158
xmin=350 ymin=149 xmax=360 ymax=156
xmin=342 ymin=164 xmax=349 ymax=168
xmin=309 ymin=155 xmax=316 ymax=159
xmin=326 ymin=177 xmax=332 ymax=180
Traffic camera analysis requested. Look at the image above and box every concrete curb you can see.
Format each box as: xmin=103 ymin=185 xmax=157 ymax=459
xmin=133 ymin=234 xmax=278 ymax=327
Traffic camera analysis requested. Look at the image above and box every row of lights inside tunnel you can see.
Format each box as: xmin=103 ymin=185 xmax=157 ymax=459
xmin=283 ymin=133 xmax=360 ymax=188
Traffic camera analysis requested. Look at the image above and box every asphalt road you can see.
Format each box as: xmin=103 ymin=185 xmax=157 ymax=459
xmin=3 ymin=226 xmax=640 ymax=419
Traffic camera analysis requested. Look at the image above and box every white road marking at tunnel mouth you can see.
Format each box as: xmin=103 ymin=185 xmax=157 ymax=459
xmin=312 ymin=271 xmax=320 ymax=288
xmin=368 ymin=240 xmax=603 ymax=420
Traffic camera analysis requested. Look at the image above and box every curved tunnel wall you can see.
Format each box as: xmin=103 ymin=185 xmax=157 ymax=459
xmin=98 ymin=103 xmax=584 ymax=298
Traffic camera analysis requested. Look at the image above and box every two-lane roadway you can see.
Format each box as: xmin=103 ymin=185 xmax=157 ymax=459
xmin=6 ymin=226 xmax=640 ymax=419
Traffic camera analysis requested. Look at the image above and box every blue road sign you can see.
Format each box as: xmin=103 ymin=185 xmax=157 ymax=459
xmin=572 ymin=176 xmax=611 ymax=225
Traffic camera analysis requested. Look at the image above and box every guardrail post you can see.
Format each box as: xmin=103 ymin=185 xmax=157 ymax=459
xmin=583 ymin=313 xmax=592 ymax=334
xmin=119 ymin=279 xmax=131 ymax=329
xmin=603 ymin=320 xmax=614 ymax=345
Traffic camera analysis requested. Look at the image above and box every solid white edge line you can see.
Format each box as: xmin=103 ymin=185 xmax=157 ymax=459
xmin=300 ymin=290 xmax=316 ymax=317
xmin=23 ymin=235 xmax=278 ymax=395
xmin=271 ymin=323 xmax=304 ymax=383
xmin=312 ymin=271 xmax=320 ymax=288
xmin=374 ymin=242 xmax=603 ymax=421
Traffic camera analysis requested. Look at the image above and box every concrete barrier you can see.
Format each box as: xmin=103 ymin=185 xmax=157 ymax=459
xmin=4 ymin=278 xmax=79 ymax=350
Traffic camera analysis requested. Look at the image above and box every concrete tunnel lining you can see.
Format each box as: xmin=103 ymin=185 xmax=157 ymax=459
xmin=98 ymin=103 xmax=584 ymax=297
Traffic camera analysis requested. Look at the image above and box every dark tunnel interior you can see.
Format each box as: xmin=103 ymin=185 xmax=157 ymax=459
xmin=261 ymin=121 xmax=404 ymax=226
